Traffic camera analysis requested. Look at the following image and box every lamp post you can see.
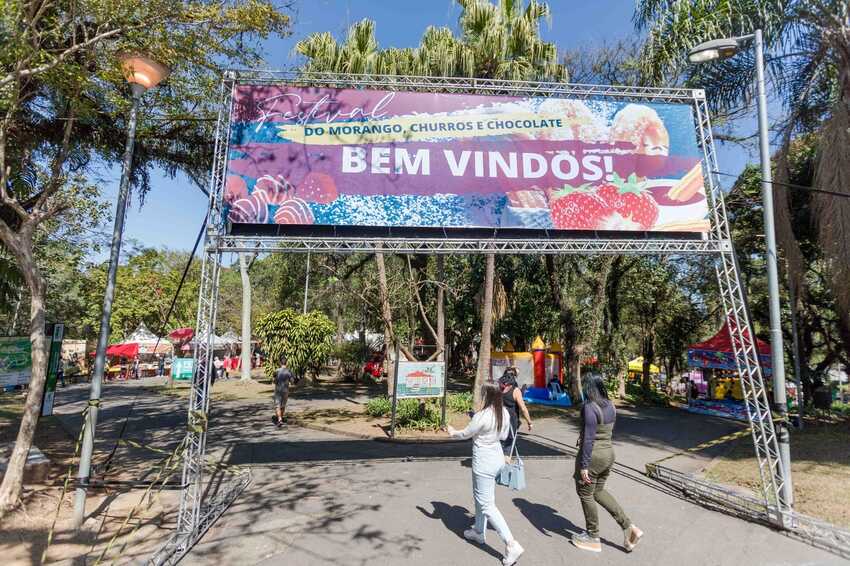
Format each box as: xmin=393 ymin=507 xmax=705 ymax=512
xmin=72 ymin=54 xmax=170 ymax=528
xmin=689 ymin=29 xmax=793 ymax=510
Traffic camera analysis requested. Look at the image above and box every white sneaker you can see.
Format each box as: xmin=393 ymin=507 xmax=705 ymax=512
xmin=463 ymin=528 xmax=486 ymax=544
xmin=624 ymin=524 xmax=643 ymax=552
xmin=502 ymin=540 xmax=524 ymax=565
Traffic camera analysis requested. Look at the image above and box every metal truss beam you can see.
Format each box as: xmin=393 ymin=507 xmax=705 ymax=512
xmin=226 ymin=69 xmax=703 ymax=103
xmin=150 ymin=71 xmax=792 ymax=564
xmin=213 ymin=235 xmax=723 ymax=255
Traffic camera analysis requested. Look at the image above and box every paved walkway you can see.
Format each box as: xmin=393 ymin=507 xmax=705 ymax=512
xmin=51 ymin=379 xmax=841 ymax=565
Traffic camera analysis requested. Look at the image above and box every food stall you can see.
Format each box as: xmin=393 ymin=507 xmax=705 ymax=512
xmin=686 ymin=323 xmax=771 ymax=420
xmin=105 ymin=323 xmax=173 ymax=379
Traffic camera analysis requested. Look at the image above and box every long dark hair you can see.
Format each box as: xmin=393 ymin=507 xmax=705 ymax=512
xmin=499 ymin=367 xmax=518 ymax=388
xmin=582 ymin=373 xmax=610 ymax=408
xmin=480 ymin=381 xmax=504 ymax=432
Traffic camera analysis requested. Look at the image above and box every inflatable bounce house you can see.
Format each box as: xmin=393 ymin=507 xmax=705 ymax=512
xmin=490 ymin=337 xmax=572 ymax=407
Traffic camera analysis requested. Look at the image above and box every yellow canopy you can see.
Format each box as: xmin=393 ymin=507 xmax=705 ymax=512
xmin=628 ymin=357 xmax=660 ymax=373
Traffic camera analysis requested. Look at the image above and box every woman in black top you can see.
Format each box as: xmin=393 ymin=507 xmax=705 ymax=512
xmin=498 ymin=368 xmax=533 ymax=457
xmin=571 ymin=373 xmax=643 ymax=554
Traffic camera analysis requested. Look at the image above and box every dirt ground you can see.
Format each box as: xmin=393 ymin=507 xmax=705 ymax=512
xmin=0 ymin=390 xmax=179 ymax=565
xmin=705 ymin=415 xmax=850 ymax=528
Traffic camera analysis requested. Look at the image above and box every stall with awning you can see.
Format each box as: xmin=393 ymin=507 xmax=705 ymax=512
xmin=684 ymin=322 xmax=771 ymax=420
xmin=687 ymin=322 xmax=771 ymax=375
xmin=104 ymin=323 xmax=173 ymax=378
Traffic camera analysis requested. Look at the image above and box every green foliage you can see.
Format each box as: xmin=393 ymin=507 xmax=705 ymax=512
xmin=366 ymin=393 xmax=471 ymax=430
xmin=255 ymin=308 xmax=336 ymax=380
xmin=334 ymin=340 xmax=368 ymax=381
xmin=365 ymin=396 xmax=392 ymax=417
xmin=625 ymin=380 xmax=669 ymax=407
xmin=395 ymin=398 xmax=443 ymax=431
xmin=297 ymin=0 xmax=567 ymax=81
xmin=447 ymin=392 xmax=473 ymax=414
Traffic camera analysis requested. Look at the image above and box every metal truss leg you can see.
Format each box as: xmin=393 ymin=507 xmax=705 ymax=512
xmin=150 ymin=247 xmax=222 ymax=565
xmin=714 ymin=248 xmax=789 ymax=522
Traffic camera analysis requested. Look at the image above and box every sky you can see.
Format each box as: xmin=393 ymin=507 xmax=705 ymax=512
xmin=97 ymin=0 xmax=765 ymax=259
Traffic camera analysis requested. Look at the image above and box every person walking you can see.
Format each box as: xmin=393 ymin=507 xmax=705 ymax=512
xmin=273 ymin=357 xmax=294 ymax=428
xmin=213 ymin=356 xmax=225 ymax=381
xmin=447 ymin=382 xmax=524 ymax=566
xmin=498 ymin=367 xmax=532 ymax=458
xmin=572 ymin=373 xmax=643 ymax=553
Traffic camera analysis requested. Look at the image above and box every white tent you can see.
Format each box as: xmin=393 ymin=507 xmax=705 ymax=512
xmin=124 ymin=322 xmax=171 ymax=355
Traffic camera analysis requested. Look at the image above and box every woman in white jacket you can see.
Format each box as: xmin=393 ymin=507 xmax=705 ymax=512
xmin=448 ymin=382 xmax=525 ymax=566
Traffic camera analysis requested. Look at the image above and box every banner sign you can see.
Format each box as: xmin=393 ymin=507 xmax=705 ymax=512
xmin=688 ymin=348 xmax=772 ymax=376
xmin=396 ymin=361 xmax=445 ymax=398
xmin=42 ymin=323 xmax=64 ymax=416
xmin=225 ymin=85 xmax=709 ymax=233
xmin=171 ymin=358 xmax=194 ymax=381
xmin=0 ymin=337 xmax=33 ymax=388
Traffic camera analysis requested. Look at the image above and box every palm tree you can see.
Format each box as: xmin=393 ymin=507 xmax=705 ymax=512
xmin=635 ymin=0 xmax=850 ymax=360
xmin=297 ymin=1 xmax=569 ymax=404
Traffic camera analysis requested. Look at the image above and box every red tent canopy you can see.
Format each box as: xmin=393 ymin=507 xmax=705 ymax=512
xmin=689 ymin=322 xmax=770 ymax=355
xmin=168 ymin=327 xmax=194 ymax=342
xmin=105 ymin=343 xmax=140 ymax=358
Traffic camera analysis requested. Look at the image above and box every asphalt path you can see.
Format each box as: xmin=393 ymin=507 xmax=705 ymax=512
xmin=51 ymin=378 xmax=841 ymax=566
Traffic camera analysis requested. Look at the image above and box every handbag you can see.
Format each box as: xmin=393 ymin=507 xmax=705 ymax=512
xmin=497 ymin=426 xmax=526 ymax=491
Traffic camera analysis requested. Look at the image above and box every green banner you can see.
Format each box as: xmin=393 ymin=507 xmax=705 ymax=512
xmin=171 ymin=358 xmax=194 ymax=381
xmin=42 ymin=323 xmax=64 ymax=416
xmin=0 ymin=337 xmax=32 ymax=388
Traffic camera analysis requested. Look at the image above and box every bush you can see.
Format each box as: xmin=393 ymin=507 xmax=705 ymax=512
xmin=396 ymin=398 xmax=442 ymax=430
xmin=255 ymin=308 xmax=336 ymax=380
xmin=365 ymin=396 xmax=445 ymax=430
xmin=365 ymin=396 xmax=392 ymax=417
xmin=334 ymin=341 xmax=367 ymax=381
xmin=447 ymin=392 xmax=473 ymax=414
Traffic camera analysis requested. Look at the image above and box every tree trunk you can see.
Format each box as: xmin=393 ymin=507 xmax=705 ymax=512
xmin=376 ymin=252 xmax=396 ymax=395
xmin=641 ymin=335 xmax=654 ymax=396
xmin=545 ymin=256 xmax=579 ymax=399
xmin=616 ymin=366 xmax=627 ymax=399
xmin=0 ymin=241 xmax=47 ymax=513
xmin=239 ymin=253 xmax=253 ymax=381
xmin=572 ymin=354 xmax=583 ymax=402
xmin=474 ymin=254 xmax=495 ymax=407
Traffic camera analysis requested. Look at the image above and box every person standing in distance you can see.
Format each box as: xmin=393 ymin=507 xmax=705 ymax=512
xmin=571 ymin=373 xmax=643 ymax=553
xmin=273 ymin=356 xmax=295 ymax=428
xmin=447 ymin=382 xmax=525 ymax=566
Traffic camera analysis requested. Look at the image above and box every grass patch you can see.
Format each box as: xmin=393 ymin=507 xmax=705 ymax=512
xmin=705 ymin=416 xmax=850 ymax=528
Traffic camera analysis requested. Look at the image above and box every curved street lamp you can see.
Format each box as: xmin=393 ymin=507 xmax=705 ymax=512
xmin=73 ymin=54 xmax=170 ymax=528
xmin=687 ymin=37 xmax=742 ymax=63
xmin=688 ymin=30 xmax=794 ymax=512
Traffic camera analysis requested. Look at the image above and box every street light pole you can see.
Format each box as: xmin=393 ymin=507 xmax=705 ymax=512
xmin=753 ymin=28 xmax=793 ymax=508
xmin=73 ymin=55 xmax=169 ymax=528
xmin=688 ymin=29 xmax=793 ymax=510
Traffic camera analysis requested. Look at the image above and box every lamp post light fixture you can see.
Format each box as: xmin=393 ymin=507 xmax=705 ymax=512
xmin=72 ymin=54 xmax=170 ymax=529
xmin=689 ymin=29 xmax=794 ymax=512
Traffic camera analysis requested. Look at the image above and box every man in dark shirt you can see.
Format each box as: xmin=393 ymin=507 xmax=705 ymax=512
xmin=273 ymin=357 xmax=294 ymax=427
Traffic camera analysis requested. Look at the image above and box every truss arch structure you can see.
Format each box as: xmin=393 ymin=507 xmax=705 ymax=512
xmin=150 ymin=72 xmax=789 ymax=564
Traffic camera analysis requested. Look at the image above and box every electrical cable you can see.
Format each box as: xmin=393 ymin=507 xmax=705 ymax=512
xmin=98 ymin=212 xmax=208 ymax=477
xmin=713 ymin=170 xmax=850 ymax=199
